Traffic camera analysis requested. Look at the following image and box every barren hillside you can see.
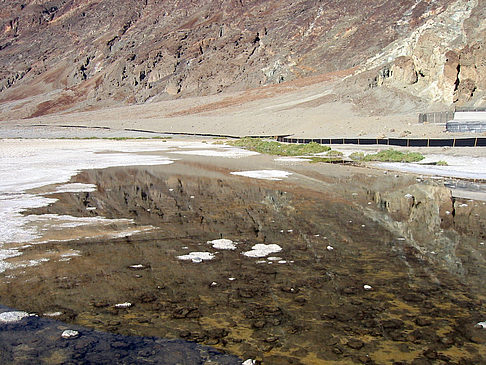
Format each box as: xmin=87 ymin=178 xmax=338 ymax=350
xmin=0 ymin=0 xmax=484 ymax=121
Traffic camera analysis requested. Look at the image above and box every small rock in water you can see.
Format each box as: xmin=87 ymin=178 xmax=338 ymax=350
xmin=115 ymin=302 xmax=132 ymax=309
xmin=363 ymin=284 xmax=373 ymax=291
xmin=61 ymin=330 xmax=80 ymax=339
xmin=327 ymin=245 xmax=334 ymax=251
xmin=0 ymin=311 xmax=30 ymax=323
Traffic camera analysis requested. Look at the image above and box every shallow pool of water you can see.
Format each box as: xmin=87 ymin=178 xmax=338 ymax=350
xmin=1 ymin=162 xmax=486 ymax=364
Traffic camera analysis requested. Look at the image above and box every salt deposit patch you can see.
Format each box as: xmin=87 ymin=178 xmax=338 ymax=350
xmin=231 ymin=170 xmax=292 ymax=181
xmin=177 ymin=252 xmax=215 ymax=263
xmin=243 ymin=359 xmax=256 ymax=365
xmin=0 ymin=311 xmax=31 ymax=323
xmin=7 ymin=258 xmax=50 ymax=272
xmin=0 ymin=248 xmax=23 ymax=273
xmin=115 ymin=302 xmax=132 ymax=309
xmin=61 ymin=330 xmax=80 ymax=339
xmin=208 ymin=238 xmax=237 ymax=250
xmin=0 ymin=139 xmax=186 ymax=272
xmin=243 ymin=244 xmax=282 ymax=258
xmin=274 ymin=157 xmax=312 ymax=162
xmin=43 ymin=311 xmax=62 ymax=317
xmin=0 ymin=141 xmax=175 ymax=194
xmin=170 ymin=147 xmax=259 ymax=158
xmin=0 ymin=193 xmax=58 ymax=244
xmin=376 ymin=155 xmax=486 ymax=180
xmin=1 ymin=148 xmax=171 ymax=235
xmin=53 ymin=183 xmax=97 ymax=193
xmin=476 ymin=321 xmax=486 ymax=329
xmin=27 ymin=214 xmax=133 ymax=231
xmin=60 ymin=250 xmax=81 ymax=258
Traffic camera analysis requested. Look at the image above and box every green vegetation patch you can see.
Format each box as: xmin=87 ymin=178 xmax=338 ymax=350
xmin=228 ymin=138 xmax=331 ymax=156
xmin=350 ymin=149 xmax=424 ymax=163
xmin=436 ymin=160 xmax=448 ymax=166
xmin=326 ymin=150 xmax=343 ymax=157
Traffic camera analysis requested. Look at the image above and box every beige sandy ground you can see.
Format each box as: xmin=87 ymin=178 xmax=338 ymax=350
xmin=1 ymin=76 xmax=479 ymax=140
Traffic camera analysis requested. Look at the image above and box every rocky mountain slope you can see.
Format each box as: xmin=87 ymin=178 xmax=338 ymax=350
xmin=0 ymin=0 xmax=484 ymax=120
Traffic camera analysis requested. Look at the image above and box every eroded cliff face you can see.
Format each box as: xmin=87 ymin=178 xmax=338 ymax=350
xmin=365 ymin=0 xmax=486 ymax=107
xmin=1 ymin=0 xmax=478 ymax=118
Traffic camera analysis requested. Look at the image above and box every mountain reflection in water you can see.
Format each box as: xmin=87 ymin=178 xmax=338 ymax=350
xmin=1 ymin=164 xmax=485 ymax=365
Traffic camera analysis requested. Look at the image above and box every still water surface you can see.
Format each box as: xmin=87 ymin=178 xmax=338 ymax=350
xmin=1 ymin=162 xmax=485 ymax=364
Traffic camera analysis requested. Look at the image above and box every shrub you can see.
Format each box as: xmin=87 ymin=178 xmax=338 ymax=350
xmin=350 ymin=149 xmax=424 ymax=163
xmin=228 ymin=138 xmax=331 ymax=156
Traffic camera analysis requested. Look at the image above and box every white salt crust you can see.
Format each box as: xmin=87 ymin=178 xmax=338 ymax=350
xmin=0 ymin=311 xmax=31 ymax=323
xmin=208 ymin=239 xmax=237 ymax=250
xmin=243 ymin=244 xmax=282 ymax=258
xmin=230 ymin=170 xmax=292 ymax=181
xmin=177 ymin=252 xmax=215 ymax=263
